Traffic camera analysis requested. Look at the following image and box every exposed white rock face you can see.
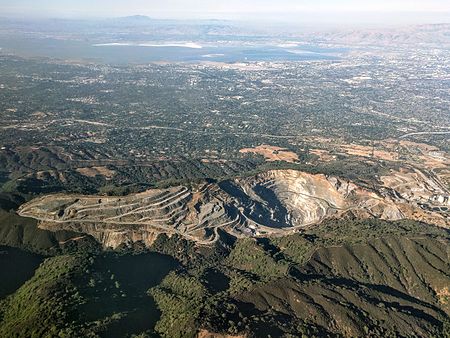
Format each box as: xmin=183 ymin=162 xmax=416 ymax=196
xmin=232 ymin=170 xmax=348 ymax=227
xmin=18 ymin=169 xmax=449 ymax=248
xmin=381 ymin=169 xmax=449 ymax=205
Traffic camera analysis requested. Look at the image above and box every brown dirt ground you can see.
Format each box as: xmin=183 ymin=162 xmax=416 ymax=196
xmin=240 ymin=144 xmax=299 ymax=163
xmin=76 ymin=166 xmax=116 ymax=178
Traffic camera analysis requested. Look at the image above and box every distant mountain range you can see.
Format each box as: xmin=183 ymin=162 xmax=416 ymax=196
xmin=0 ymin=16 xmax=449 ymax=46
xmin=312 ymin=23 xmax=450 ymax=46
xmin=106 ymin=15 xmax=158 ymax=25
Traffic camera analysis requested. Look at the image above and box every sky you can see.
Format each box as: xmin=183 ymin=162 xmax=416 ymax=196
xmin=1 ymin=0 xmax=450 ymax=24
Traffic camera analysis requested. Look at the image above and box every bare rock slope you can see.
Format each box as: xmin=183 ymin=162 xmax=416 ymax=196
xmin=18 ymin=169 xmax=449 ymax=248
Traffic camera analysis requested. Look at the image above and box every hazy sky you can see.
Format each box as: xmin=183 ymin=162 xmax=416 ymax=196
xmin=2 ymin=0 xmax=450 ymax=24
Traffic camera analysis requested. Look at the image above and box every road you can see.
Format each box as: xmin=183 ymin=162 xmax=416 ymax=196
xmin=400 ymin=131 xmax=450 ymax=139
